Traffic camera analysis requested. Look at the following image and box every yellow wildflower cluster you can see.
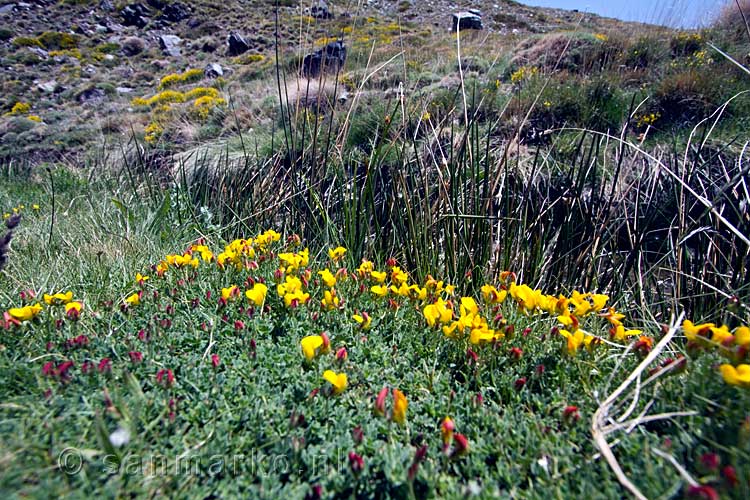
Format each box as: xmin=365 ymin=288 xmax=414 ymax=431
xmin=510 ymin=66 xmax=538 ymax=85
xmin=682 ymin=320 xmax=750 ymax=387
xmin=593 ymin=33 xmax=608 ymax=42
xmin=193 ymin=95 xmax=227 ymax=121
xmin=4 ymin=290 xmax=83 ymax=326
xmin=144 ymin=122 xmax=163 ymax=144
xmin=158 ymin=68 xmax=204 ymax=89
xmin=3 ymin=203 xmax=40 ymax=220
xmin=232 ymin=53 xmax=266 ymax=65
xmin=132 ymin=90 xmax=186 ymax=107
xmin=4 ymin=102 xmax=31 ymax=117
xmin=636 ymin=112 xmax=660 ymax=128
xmin=215 ymin=230 xmax=281 ymax=270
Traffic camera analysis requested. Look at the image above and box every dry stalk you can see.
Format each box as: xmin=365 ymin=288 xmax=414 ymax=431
xmin=591 ymin=312 xmax=685 ymax=500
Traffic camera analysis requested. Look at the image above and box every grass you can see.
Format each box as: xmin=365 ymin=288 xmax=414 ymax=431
xmin=1 ymin=1 xmax=750 ymax=498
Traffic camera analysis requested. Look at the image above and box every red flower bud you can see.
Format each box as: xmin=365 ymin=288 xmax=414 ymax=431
xmin=336 ymin=347 xmax=348 ymax=362
xmin=451 ymin=434 xmax=470 ymax=457
xmin=348 ymin=451 xmax=364 ymax=476
xmin=375 ymin=387 xmax=388 ymax=416
xmin=563 ymin=405 xmax=580 ymax=422
xmin=211 ymin=353 xmax=220 ymax=368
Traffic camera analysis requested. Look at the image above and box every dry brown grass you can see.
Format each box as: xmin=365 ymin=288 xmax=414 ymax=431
xmin=714 ymin=0 xmax=750 ymax=31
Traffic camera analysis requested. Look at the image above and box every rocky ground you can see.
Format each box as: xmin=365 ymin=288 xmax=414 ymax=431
xmin=0 ymin=0 xmax=656 ymax=164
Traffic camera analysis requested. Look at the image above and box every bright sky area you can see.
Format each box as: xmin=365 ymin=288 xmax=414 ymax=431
xmin=518 ymin=0 xmax=726 ymax=28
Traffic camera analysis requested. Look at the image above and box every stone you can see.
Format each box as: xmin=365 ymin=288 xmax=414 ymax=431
xmin=158 ymin=2 xmax=190 ymax=23
xmin=121 ymin=3 xmax=151 ymax=28
xmin=301 ymin=40 xmax=346 ymax=78
xmin=28 ymin=47 xmax=49 ymax=59
xmin=99 ymin=0 xmax=114 ymax=11
xmin=116 ymin=86 xmax=134 ymax=94
xmin=77 ymin=87 xmax=106 ymax=104
xmin=158 ymin=34 xmax=182 ymax=57
xmin=452 ymin=12 xmax=483 ymax=31
xmin=204 ymin=63 xmax=223 ymax=78
xmin=0 ymin=4 xmax=15 ymax=15
xmin=310 ymin=0 xmax=332 ymax=19
xmin=37 ymin=80 xmax=58 ymax=93
xmin=227 ymin=32 xmax=250 ymax=56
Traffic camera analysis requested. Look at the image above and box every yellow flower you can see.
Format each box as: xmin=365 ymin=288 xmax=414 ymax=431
xmin=356 ymin=259 xmax=374 ymax=277
xmin=423 ymin=299 xmax=453 ymax=327
xmin=301 ymin=334 xmax=330 ymax=361
xmin=391 ymin=266 xmax=408 ymax=285
xmin=221 ymin=285 xmax=240 ymax=302
xmin=682 ymin=320 xmax=715 ymax=342
xmin=135 ymin=273 xmax=149 ymax=284
xmin=65 ymin=301 xmax=83 ymax=316
xmin=709 ymin=325 xmax=733 ymax=345
xmin=370 ymin=285 xmax=389 ymax=298
xmin=7 ymin=303 xmax=43 ymax=322
xmin=191 ymin=244 xmax=214 ymax=262
xmin=125 ymin=292 xmax=141 ymax=306
xmin=599 ymin=307 xmax=625 ymax=327
xmin=245 ymin=283 xmax=268 ymax=307
xmin=283 ymin=289 xmax=310 ymax=307
xmin=323 ymin=370 xmax=348 ymax=394
xmin=509 ymin=283 xmax=538 ymax=312
xmin=560 ymin=329 xmax=596 ymax=355
xmin=353 ymin=312 xmax=372 ymax=330
xmin=370 ymin=271 xmax=387 ymax=283
xmin=321 ymin=289 xmax=340 ymax=311
xmin=480 ymin=284 xmax=506 ymax=304
xmin=43 ymin=291 xmax=73 ymax=305
xmin=318 ymin=269 xmax=337 ymax=288
xmin=612 ymin=324 xmax=643 ymax=341
xmin=459 ymin=297 xmax=478 ymax=317
xmin=277 ymin=276 xmax=303 ymax=297
xmin=328 ymin=246 xmax=347 ymax=262
xmin=392 ymin=389 xmax=408 ymax=424
xmin=719 ymin=364 xmax=750 ymax=388
xmin=734 ymin=326 xmax=750 ymax=347
xmin=469 ymin=325 xmax=499 ymax=345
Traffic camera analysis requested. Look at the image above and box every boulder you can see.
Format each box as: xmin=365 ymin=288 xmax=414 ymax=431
xmin=0 ymin=4 xmax=15 ymax=15
xmin=204 ymin=63 xmax=223 ymax=78
xmin=452 ymin=12 xmax=483 ymax=31
xmin=227 ymin=32 xmax=250 ymax=56
xmin=301 ymin=40 xmax=346 ymax=78
xmin=310 ymin=0 xmax=332 ymax=19
xmin=159 ymin=34 xmax=182 ymax=57
xmin=77 ymin=87 xmax=106 ymax=104
xmin=121 ymin=3 xmax=151 ymax=28
xmin=157 ymin=2 xmax=190 ymax=23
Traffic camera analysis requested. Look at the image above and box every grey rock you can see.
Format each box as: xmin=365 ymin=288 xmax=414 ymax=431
xmin=452 ymin=12 xmax=483 ymax=31
xmin=121 ymin=3 xmax=150 ymax=28
xmin=310 ymin=0 xmax=332 ymax=19
xmin=0 ymin=4 xmax=15 ymax=15
xmin=28 ymin=47 xmax=49 ymax=59
xmin=116 ymin=86 xmax=134 ymax=94
xmin=159 ymin=34 xmax=182 ymax=57
xmin=301 ymin=40 xmax=346 ymax=78
xmin=226 ymin=32 xmax=249 ymax=56
xmin=204 ymin=62 xmax=223 ymax=78
xmin=77 ymin=87 xmax=106 ymax=104
xmin=38 ymin=80 xmax=58 ymax=93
